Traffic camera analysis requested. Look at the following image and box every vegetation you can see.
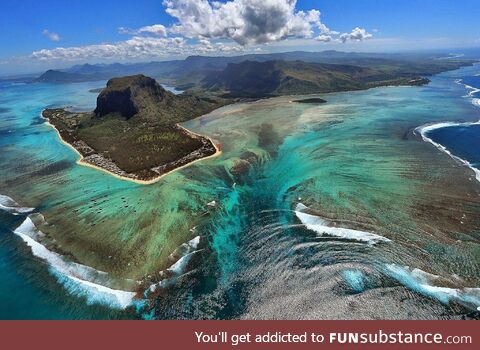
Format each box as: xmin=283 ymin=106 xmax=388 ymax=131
xmin=199 ymin=59 xmax=466 ymax=98
xmin=293 ymin=98 xmax=327 ymax=104
xmin=35 ymin=51 xmax=476 ymax=93
xmin=38 ymin=53 xmax=475 ymax=180
xmin=43 ymin=75 xmax=228 ymax=181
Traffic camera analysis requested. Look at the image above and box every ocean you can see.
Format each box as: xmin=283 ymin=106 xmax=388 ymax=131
xmin=0 ymin=64 xmax=479 ymax=319
xmin=418 ymin=75 xmax=480 ymax=182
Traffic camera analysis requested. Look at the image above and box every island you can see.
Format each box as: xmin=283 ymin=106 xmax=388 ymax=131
xmin=42 ymin=75 xmax=228 ymax=183
xmin=292 ymin=98 xmax=327 ymax=104
xmin=39 ymin=55 xmax=475 ymax=184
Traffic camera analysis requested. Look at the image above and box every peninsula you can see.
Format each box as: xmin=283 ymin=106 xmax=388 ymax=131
xmin=42 ymin=75 xmax=228 ymax=183
xmin=40 ymin=55 xmax=475 ymax=184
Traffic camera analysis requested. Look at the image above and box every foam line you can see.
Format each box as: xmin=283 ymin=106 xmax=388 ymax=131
xmin=147 ymin=236 xmax=201 ymax=294
xmin=416 ymin=121 xmax=480 ymax=183
xmin=385 ymin=264 xmax=480 ymax=311
xmin=295 ymin=203 xmax=390 ymax=245
xmin=455 ymin=79 xmax=480 ymax=97
xmin=416 ymin=77 xmax=480 ymax=182
xmin=0 ymin=194 xmax=34 ymax=215
xmin=13 ymin=216 xmax=136 ymax=309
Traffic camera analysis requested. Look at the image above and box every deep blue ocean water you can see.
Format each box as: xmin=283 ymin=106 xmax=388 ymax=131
xmin=427 ymin=124 xmax=480 ymax=170
xmin=1 ymin=65 xmax=480 ymax=320
xmin=426 ymin=75 xmax=480 ymax=174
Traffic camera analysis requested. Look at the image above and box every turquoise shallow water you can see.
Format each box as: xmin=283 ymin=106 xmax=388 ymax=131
xmin=1 ymin=66 xmax=480 ymax=319
xmin=0 ymin=81 xmax=133 ymax=319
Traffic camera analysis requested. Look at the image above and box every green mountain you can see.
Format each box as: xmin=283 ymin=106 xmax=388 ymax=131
xmin=200 ymin=60 xmax=432 ymax=98
xmin=35 ymin=69 xmax=113 ymax=83
xmin=43 ymin=75 xmax=228 ymax=181
xmin=94 ymin=74 xmax=222 ymax=124
xmin=34 ymin=50 xmax=476 ymax=86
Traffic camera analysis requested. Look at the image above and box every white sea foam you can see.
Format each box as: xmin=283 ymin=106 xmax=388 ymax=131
xmin=147 ymin=236 xmax=201 ymax=293
xmin=416 ymin=121 xmax=480 ymax=183
xmin=168 ymin=251 xmax=197 ymax=275
xmin=0 ymin=194 xmax=34 ymax=215
xmin=165 ymin=235 xmax=201 ymax=276
xmin=456 ymin=78 xmax=480 ymax=98
xmin=13 ymin=216 xmax=136 ymax=309
xmin=188 ymin=235 xmax=201 ymax=249
xmin=57 ymin=274 xmax=136 ymax=309
xmin=418 ymin=76 xmax=480 ymax=182
xmin=385 ymin=264 xmax=480 ymax=310
xmin=295 ymin=203 xmax=391 ymax=245
xmin=464 ymin=84 xmax=480 ymax=97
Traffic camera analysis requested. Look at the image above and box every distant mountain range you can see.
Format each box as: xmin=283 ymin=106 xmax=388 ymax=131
xmin=34 ymin=50 xmax=476 ymax=98
xmin=201 ymin=60 xmax=432 ymax=98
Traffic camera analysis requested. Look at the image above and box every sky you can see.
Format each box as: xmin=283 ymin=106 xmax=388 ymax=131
xmin=0 ymin=0 xmax=479 ymax=75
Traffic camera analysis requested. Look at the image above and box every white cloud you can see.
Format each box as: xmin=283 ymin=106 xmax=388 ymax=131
xmin=29 ymin=0 xmax=373 ymax=62
xmin=199 ymin=38 xmax=212 ymax=46
xmin=163 ymin=0 xmax=331 ymax=45
xmin=30 ymin=36 xmax=244 ymax=61
xmin=339 ymin=27 xmax=373 ymax=43
xmin=42 ymin=29 xmax=60 ymax=42
xmin=162 ymin=0 xmax=371 ymax=45
xmin=118 ymin=24 xmax=168 ymax=37
xmin=316 ymin=35 xmax=332 ymax=42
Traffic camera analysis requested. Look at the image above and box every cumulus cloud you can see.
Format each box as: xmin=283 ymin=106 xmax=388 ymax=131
xmin=339 ymin=27 xmax=373 ymax=43
xmin=30 ymin=0 xmax=373 ymax=61
xmin=316 ymin=27 xmax=372 ymax=44
xmin=30 ymin=36 xmax=243 ymax=61
xmin=316 ymin=34 xmax=332 ymax=42
xmin=118 ymin=24 xmax=168 ymax=37
xmin=42 ymin=29 xmax=60 ymax=42
xmin=163 ymin=0 xmax=331 ymax=45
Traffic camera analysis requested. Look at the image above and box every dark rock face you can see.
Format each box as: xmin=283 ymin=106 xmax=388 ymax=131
xmin=94 ymin=75 xmax=168 ymax=119
xmin=92 ymin=74 xmax=227 ymax=125
xmin=95 ymin=88 xmax=138 ymax=118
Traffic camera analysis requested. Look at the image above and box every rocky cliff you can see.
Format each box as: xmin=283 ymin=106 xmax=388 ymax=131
xmin=94 ymin=74 xmax=226 ymax=125
xmin=42 ymin=74 xmax=227 ymax=181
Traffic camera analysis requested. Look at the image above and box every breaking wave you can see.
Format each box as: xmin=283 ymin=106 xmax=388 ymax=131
xmin=13 ymin=216 xmax=137 ymax=309
xmin=295 ymin=203 xmax=391 ymax=245
xmin=0 ymin=194 xmax=34 ymax=215
xmin=455 ymin=78 xmax=480 ymax=98
xmin=416 ymin=77 xmax=480 ymax=183
xmin=148 ymin=235 xmax=201 ymax=294
xmin=416 ymin=121 xmax=480 ymax=183
xmin=385 ymin=264 xmax=480 ymax=311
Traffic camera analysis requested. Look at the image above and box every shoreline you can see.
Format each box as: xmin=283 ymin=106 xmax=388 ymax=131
xmin=43 ymin=113 xmax=222 ymax=185
xmin=10 ymin=64 xmax=480 ymax=316
xmin=41 ymin=63 xmax=477 ymax=186
xmin=415 ymin=121 xmax=480 ymax=183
